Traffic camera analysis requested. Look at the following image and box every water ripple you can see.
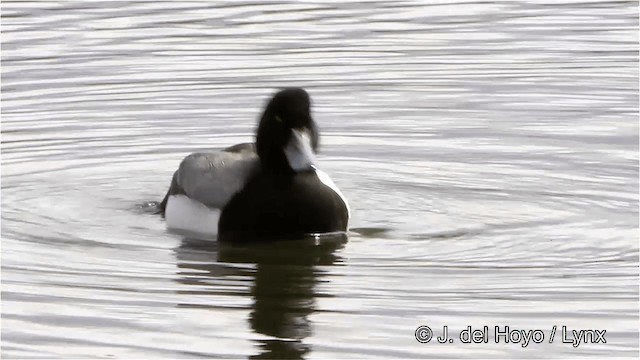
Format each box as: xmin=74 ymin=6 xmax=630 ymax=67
xmin=1 ymin=0 xmax=638 ymax=358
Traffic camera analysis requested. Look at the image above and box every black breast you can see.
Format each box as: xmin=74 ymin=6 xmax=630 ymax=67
xmin=218 ymin=171 xmax=348 ymax=242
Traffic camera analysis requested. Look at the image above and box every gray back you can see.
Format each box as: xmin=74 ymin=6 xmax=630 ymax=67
xmin=176 ymin=151 xmax=259 ymax=209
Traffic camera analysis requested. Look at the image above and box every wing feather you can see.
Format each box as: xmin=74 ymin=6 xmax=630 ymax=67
xmin=175 ymin=150 xmax=259 ymax=208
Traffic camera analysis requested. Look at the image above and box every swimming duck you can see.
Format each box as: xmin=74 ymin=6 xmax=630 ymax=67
xmin=159 ymin=88 xmax=349 ymax=241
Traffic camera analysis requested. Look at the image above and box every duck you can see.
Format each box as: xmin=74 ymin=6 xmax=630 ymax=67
xmin=158 ymin=87 xmax=350 ymax=242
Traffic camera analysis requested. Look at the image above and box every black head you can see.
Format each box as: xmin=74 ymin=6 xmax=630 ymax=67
xmin=256 ymin=88 xmax=319 ymax=173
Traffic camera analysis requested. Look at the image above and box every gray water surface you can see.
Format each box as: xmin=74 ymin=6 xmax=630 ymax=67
xmin=1 ymin=1 xmax=639 ymax=358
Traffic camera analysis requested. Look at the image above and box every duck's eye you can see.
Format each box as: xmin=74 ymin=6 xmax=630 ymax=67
xmin=275 ymin=115 xmax=283 ymax=123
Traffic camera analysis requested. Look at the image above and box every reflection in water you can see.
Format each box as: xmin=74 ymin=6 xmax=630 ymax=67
xmin=3 ymin=0 xmax=637 ymax=357
xmin=175 ymin=236 xmax=346 ymax=359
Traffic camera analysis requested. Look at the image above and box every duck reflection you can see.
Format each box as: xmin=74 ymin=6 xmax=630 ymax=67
xmin=175 ymin=235 xmax=346 ymax=359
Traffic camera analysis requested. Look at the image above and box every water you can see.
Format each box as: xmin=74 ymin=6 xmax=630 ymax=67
xmin=1 ymin=0 xmax=638 ymax=358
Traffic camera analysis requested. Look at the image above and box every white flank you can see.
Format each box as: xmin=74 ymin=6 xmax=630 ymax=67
xmin=314 ymin=168 xmax=351 ymax=219
xmin=165 ymin=195 xmax=220 ymax=237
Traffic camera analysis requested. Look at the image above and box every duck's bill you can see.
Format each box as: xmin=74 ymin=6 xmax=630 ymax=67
xmin=285 ymin=128 xmax=317 ymax=172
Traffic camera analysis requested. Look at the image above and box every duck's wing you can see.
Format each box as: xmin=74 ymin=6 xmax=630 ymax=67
xmin=158 ymin=145 xmax=259 ymax=214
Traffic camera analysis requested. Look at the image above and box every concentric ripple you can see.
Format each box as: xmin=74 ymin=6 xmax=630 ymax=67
xmin=2 ymin=1 xmax=638 ymax=358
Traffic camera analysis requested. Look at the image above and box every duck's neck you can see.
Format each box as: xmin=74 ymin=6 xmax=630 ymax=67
xmin=258 ymin=151 xmax=295 ymax=175
xmin=255 ymin=108 xmax=291 ymax=175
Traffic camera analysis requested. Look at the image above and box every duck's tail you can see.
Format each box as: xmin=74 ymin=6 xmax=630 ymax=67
xmin=156 ymin=170 xmax=182 ymax=216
